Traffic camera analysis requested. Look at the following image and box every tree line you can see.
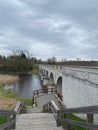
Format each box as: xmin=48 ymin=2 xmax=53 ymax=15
xmin=0 ymin=51 xmax=33 ymax=73
xmin=0 ymin=52 xmax=98 ymax=73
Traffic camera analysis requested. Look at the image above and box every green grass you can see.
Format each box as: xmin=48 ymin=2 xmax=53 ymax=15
xmin=71 ymin=114 xmax=85 ymax=122
xmin=0 ymin=87 xmax=17 ymax=98
xmin=0 ymin=116 xmax=14 ymax=125
xmin=0 ymin=117 xmax=6 ymax=124
xmin=0 ymin=88 xmax=33 ymax=126
xmin=73 ymin=126 xmax=86 ymax=130
xmin=0 ymin=88 xmax=32 ymax=105
xmin=71 ymin=114 xmax=86 ymax=130
xmin=60 ymin=113 xmax=86 ymax=130
xmin=0 ymin=87 xmax=32 ymax=106
xmin=17 ymin=98 xmax=32 ymax=106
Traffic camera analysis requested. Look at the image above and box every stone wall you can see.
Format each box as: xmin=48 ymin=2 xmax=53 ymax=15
xmin=40 ymin=65 xmax=98 ymax=122
xmin=62 ymin=67 xmax=98 ymax=122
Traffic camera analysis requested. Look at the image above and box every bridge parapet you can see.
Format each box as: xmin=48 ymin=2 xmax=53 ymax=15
xmin=39 ymin=65 xmax=98 ymax=123
xmin=62 ymin=67 xmax=98 ymax=87
xmin=40 ymin=65 xmax=98 ymax=86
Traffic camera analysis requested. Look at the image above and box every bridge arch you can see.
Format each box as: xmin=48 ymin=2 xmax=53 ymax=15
xmin=49 ymin=72 xmax=55 ymax=85
xmin=42 ymin=69 xmax=45 ymax=75
xmin=45 ymin=70 xmax=48 ymax=77
xmin=56 ymin=76 xmax=62 ymax=95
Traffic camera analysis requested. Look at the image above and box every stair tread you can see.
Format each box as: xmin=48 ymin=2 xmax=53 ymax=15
xmin=16 ymin=113 xmax=63 ymax=130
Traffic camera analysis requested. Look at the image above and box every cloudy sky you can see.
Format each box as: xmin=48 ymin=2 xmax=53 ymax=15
xmin=0 ymin=0 xmax=98 ymax=60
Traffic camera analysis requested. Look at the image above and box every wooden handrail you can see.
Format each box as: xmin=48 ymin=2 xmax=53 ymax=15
xmin=57 ymin=105 xmax=98 ymax=130
xmin=0 ymin=110 xmax=16 ymax=130
xmin=0 ymin=119 xmax=16 ymax=130
xmin=0 ymin=101 xmax=26 ymax=130
xmin=32 ymin=88 xmax=63 ymax=105
xmin=42 ymin=101 xmax=98 ymax=130
xmin=59 ymin=105 xmax=98 ymax=114
xmin=58 ymin=118 xmax=98 ymax=130
xmin=33 ymin=88 xmax=56 ymax=95
xmin=0 ymin=110 xmax=16 ymax=117
xmin=43 ymin=100 xmax=59 ymax=121
xmin=43 ymin=100 xmax=59 ymax=113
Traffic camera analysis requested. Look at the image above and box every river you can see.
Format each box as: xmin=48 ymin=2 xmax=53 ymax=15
xmin=4 ymin=74 xmax=42 ymax=99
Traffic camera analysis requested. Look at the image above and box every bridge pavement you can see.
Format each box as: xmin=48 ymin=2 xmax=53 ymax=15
xmin=26 ymin=94 xmax=64 ymax=113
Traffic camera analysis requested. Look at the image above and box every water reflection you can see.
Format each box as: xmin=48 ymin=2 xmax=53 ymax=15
xmin=4 ymin=74 xmax=42 ymax=99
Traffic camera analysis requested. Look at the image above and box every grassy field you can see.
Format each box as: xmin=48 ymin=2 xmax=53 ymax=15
xmin=0 ymin=74 xmax=19 ymax=85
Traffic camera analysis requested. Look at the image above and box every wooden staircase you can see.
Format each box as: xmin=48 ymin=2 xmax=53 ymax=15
xmin=15 ymin=113 xmax=63 ymax=130
xmin=1 ymin=90 xmax=98 ymax=130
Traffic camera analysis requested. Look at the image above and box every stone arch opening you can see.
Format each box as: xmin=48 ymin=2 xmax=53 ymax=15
xmin=43 ymin=69 xmax=45 ymax=75
xmin=49 ymin=72 xmax=55 ymax=85
xmin=40 ymin=68 xmax=44 ymax=74
xmin=56 ymin=76 xmax=62 ymax=95
xmin=46 ymin=71 xmax=48 ymax=77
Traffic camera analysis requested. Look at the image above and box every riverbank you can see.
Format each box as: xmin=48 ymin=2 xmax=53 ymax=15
xmin=28 ymin=65 xmax=39 ymax=75
xmin=0 ymin=74 xmax=19 ymax=85
xmin=0 ymin=73 xmax=40 ymax=110
xmin=0 ymin=87 xmax=17 ymax=110
xmin=0 ymin=87 xmax=32 ymax=110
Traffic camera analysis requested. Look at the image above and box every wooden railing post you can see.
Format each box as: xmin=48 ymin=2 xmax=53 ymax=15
xmin=46 ymin=89 xmax=48 ymax=94
xmin=32 ymin=96 xmax=34 ymax=106
xmin=57 ymin=110 xmax=60 ymax=127
xmin=5 ymin=117 xmax=9 ymax=130
xmin=55 ymin=89 xmax=57 ymax=95
xmin=51 ymin=88 xmax=53 ymax=94
xmin=37 ymin=90 xmax=38 ymax=96
xmin=12 ymin=114 xmax=16 ymax=129
xmin=87 ymin=114 xmax=93 ymax=130
xmin=66 ymin=113 xmax=72 ymax=130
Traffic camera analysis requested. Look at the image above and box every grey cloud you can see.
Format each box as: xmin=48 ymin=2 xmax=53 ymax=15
xmin=38 ymin=0 xmax=98 ymax=30
xmin=0 ymin=0 xmax=98 ymax=60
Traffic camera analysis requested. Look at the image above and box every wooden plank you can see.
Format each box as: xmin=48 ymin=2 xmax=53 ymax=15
xmin=59 ymin=105 xmax=98 ymax=114
xmin=66 ymin=113 xmax=72 ymax=130
xmin=51 ymin=100 xmax=59 ymax=112
xmin=0 ymin=119 xmax=16 ymax=129
xmin=0 ymin=101 xmax=25 ymax=130
xmin=33 ymin=88 xmax=56 ymax=96
xmin=58 ymin=118 xmax=98 ymax=130
xmin=14 ymin=101 xmax=21 ymax=115
xmin=87 ymin=114 xmax=94 ymax=130
xmin=0 ymin=110 xmax=16 ymax=117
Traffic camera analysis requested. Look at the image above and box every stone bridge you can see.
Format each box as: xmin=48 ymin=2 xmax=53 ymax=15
xmin=39 ymin=65 xmax=98 ymax=109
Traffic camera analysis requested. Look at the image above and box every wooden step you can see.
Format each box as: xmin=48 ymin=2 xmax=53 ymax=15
xmin=16 ymin=113 xmax=63 ymax=130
